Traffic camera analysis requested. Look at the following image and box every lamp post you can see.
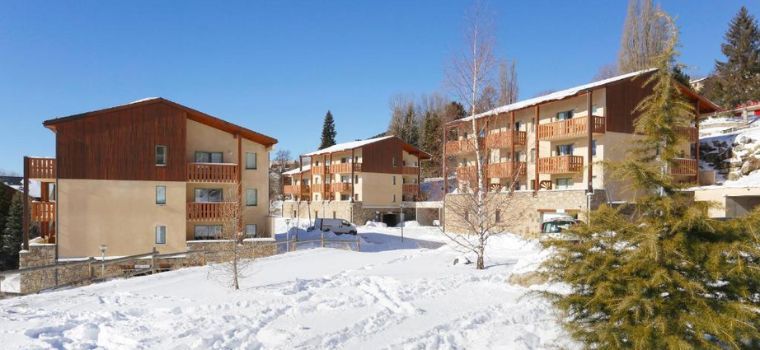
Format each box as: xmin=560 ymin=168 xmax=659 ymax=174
xmin=99 ymin=244 xmax=107 ymax=278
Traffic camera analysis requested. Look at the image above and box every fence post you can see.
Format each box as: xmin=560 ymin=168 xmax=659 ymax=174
xmin=151 ymin=247 xmax=157 ymax=274
xmin=321 ymin=231 xmax=325 ymax=248
xmin=357 ymin=235 xmax=360 ymax=251
xmin=88 ymin=258 xmax=94 ymax=281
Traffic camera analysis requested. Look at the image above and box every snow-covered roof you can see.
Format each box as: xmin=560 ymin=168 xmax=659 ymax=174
xmin=457 ymin=68 xmax=658 ymax=123
xmin=283 ymin=164 xmax=311 ymax=175
xmin=304 ymin=136 xmax=395 ymax=156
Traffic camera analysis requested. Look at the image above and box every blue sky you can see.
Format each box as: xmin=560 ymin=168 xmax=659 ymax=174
xmin=0 ymin=0 xmax=755 ymax=174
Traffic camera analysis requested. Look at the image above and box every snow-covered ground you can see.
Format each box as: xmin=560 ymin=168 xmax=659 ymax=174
xmin=0 ymin=221 xmax=575 ymax=349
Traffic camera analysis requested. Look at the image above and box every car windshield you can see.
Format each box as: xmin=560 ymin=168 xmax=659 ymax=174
xmin=341 ymin=220 xmax=350 ymax=226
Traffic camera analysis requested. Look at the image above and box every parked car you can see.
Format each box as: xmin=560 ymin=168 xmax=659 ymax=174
xmin=541 ymin=216 xmax=579 ymax=234
xmin=310 ymin=218 xmax=358 ymax=235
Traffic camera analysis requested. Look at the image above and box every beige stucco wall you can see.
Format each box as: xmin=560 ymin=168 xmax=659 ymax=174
xmin=693 ymin=187 xmax=760 ymax=218
xmin=185 ymin=120 xmax=271 ymax=238
xmin=58 ymin=179 xmax=187 ymax=258
xmin=361 ymin=172 xmax=402 ymax=205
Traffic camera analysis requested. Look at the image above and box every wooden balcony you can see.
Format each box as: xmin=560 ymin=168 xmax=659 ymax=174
xmin=670 ymin=158 xmax=698 ymax=176
xmin=445 ymin=138 xmax=482 ymax=155
xmin=402 ymin=184 xmax=419 ymax=195
xmin=187 ymin=163 xmax=238 ymax=183
xmin=27 ymin=157 xmax=56 ymax=180
xmin=486 ymin=162 xmax=527 ymax=178
xmin=329 ymin=163 xmax=361 ymax=173
xmin=538 ymin=155 xmax=584 ymax=174
xmin=326 ymin=182 xmax=352 ymax=193
xmin=312 ymin=165 xmax=326 ymax=175
xmin=402 ymin=166 xmax=419 ymax=175
xmin=455 ymin=166 xmax=479 ymax=184
xmin=484 ymin=131 xmax=527 ymax=149
xmin=31 ymin=201 xmax=55 ymax=222
xmin=284 ymin=184 xmax=311 ymax=196
xmin=676 ymin=126 xmax=698 ymax=143
xmin=537 ymin=116 xmax=605 ymax=141
xmin=187 ymin=202 xmax=236 ymax=221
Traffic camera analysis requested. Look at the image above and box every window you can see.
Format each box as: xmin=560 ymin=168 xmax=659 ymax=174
xmin=341 ymin=157 xmax=348 ymax=164
xmin=514 ymin=121 xmax=522 ymax=131
xmin=155 ymin=225 xmax=166 ymax=244
xmin=195 ymin=188 xmax=223 ymax=202
xmin=495 ymin=209 xmax=501 ymax=223
xmin=354 ymin=175 xmax=359 ymax=184
xmin=393 ymin=176 xmax=396 ymax=185
xmin=556 ymin=144 xmax=574 ymax=156
xmin=194 ymin=225 xmax=222 ymax=240
xmin=354 ymin=193 xmax=359 ymax=201
xmin=195 ymin=151 xmax=223 ymax=163
xmin=556 ymin=110 xmax=573 ymax=121
xmin=556 ymin=178 xmax=573 ymax=190
xmin=591 ymin=140 xmax=597 ymax=157
xmin=246 ymin=189 xmax=258 ymax=206
xmin=155 ymin=145 xmax=167 ymax=166
xmin=393 ymin=194 xmax=396 ymax=202
xmin=530 ymin=148 xmax=536 ymax=163
xmin=392 ymin=157 xmax=397 ymax=167
xmin=340 ymin=194 xmax=350 ymax=201
xmin=156 ymin=186 xmax=166 ymax=205
xmin=332 ymin=211 xmax=337 ymax=219
xmin=341 ymin=175 xmax=350 ymax=183
xmin=246 ymin=152 xmax=257 ymax=169
xmin=245 ymin=224 xmax=257 ymax=238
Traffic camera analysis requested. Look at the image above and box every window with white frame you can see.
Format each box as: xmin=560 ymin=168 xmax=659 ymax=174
xmin=245 ymin=224 xmax=257 ymax=238
xmin=555 ymin=178 xmax=573 ymax=190
xmin=155 ymin=145 xmax=167 ymax=166
xmin=194 ymin=225 xmax=222 ymax=240
xmin=195 ymin=151 xmax=223 ymax=163
xmin=155 ymin=225 xmax=166 ymax=244
xmin=246 ymin=152 xmax=257 ymax=169
xmin=246 ymin=189 xmax=258 ymax=206
xmin=194 ymin=188 xmax=223 ymax=202
xmin=156 ymin=186 xmax=166 ymax=205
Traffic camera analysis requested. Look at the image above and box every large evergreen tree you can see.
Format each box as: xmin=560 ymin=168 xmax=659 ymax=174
xmin=319 ymin=110 xmax=337 ymax=150
xmin=543 ymin=14 xmax=760 ymax=349
xmin=703 ymin=6 xmax=760 ymax=108
xmin=1 ymin=192 xmax=23 ymax=270
xmin=420 ymin=109 xmax=442 ymax=177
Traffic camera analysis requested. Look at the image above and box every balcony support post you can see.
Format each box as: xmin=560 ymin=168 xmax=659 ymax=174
xmin=442 ymin=124 xmax=448 ymax=232
xmin=534 ymin=105 xmax=539 ymax=195
xmin=22 ymin=156 xmax=29 ymax=250
xmin=299 ymin=155 xmax=304 ymax=202
xmin=237 ymin=133 xmax=243 ymax=234
xmin=695 ymin=100 xmax=701 ymax=185
xmin=586 ymin=90 xmax=593 ymax=193
xmin=351 ymin=148 xmax=356 ymax=202
xmin=510 ymin=111 xmax=516 ymax=193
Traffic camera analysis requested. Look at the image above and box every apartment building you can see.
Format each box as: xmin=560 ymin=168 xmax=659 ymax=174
xmin=443 ymin=69 xmax=720 ymax=235
xmin=22 ymin=98 xmax=277 ymax=257
xmin=282 ymin=136 xmax=431 ymax=224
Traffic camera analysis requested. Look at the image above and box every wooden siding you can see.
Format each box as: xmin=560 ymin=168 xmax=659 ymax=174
xmin=55 ymin=102 xmax=187 ymax=181
xmin=360 ymin=137 xmax=404 ymax=174
xmin=605 ymin=72 xmax=655 ymax=134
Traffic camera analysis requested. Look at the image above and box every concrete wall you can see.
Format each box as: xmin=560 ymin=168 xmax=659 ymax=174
xmin=693 ymin=187 xmax=760 ymax=218
xmin=361 ymin=172 xmax=402 ymax=205
xmin=58 ymin=179 xmax=187 ymax=258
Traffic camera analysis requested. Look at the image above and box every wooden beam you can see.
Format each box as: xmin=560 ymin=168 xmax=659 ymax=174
xmin=534 ymin=105 xmax=540 ymax=195
xmin=237 ymin=134 xmax=243 ymax=233
xmin=22 ymin=156 xmax=29 ymax=250
xmin=587 ymin=90 xmax=593 ymax=193
xmin=351 ymin=148 xmax=356 ymax=201
xmin=510 ymin=111 xmax=516 ymax=193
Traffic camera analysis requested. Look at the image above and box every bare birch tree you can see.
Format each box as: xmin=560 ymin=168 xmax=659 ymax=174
xmin=216 ymin=183 xmax=245 ymax=290
xmin=618 ymin=0 xmax=669 ymax=73
xmin=444 ymin=1 xmax=503 ymax=270
xmin=498 ymin=60 xmax=519 ymax=105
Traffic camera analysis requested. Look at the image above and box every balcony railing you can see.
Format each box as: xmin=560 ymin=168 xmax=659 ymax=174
xmin=329 ymin=163 xmax=361 ymax=173
xmin=538 ymin=155 xmax=584 ymax=174
xmin=27 ymin=157 xmax=56 ymax=180
xmin=187 ymin=202 xmax=237 ymax=221
xmin=537 ymin=116 xmax=605 ymax=141
xmin=484 ymin=131 xmax=527 ymax=149
xmin=670 ymin=158 xmax=698 ymax=176
xmin=312 ymin=165 xmax=326 ymax=175
xmin=676 ymin=126 xmax=698 ymax=143
xmin=402 ymin=184 xmax=419 ymax=195
xmin=284 ymin=184 xmax=311 ymax=196
xmin=445 ymin=138 xmax=481 ymax=155
xmin=31 ymin=201 xmax=55 ymax=222
xmin=187 ymin=163 xmax=238 ymax=183
xmin=402 ymin=166 xmax=419 ymax=175
xmin=486 ymin=162 xmax=527 ymax=178
xmin=325 ymin=182 xmax=352 ymax=193
xmin=455 ymin=165 xmax=479 ymax=184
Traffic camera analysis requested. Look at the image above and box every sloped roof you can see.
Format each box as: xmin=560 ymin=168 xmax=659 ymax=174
xmin=42 ymin=97 xmax=278 ymax=147
xmin=283 ymin=164 xmax=311 ymax=176
xmin=453 ymin=68 xmax=719 ymax=124
xmin=304 ymin=135 xmax=431 ymax=159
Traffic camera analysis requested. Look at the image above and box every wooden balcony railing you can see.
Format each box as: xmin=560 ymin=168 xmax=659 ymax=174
xmin=187 ymin=163 xmax=238 ymax=183
xmin=538 ymin=155 xmax=584 ymax=174
xmin=455 ymin=166 xmax=479 ymax=184
xmin=312 ymin=165 xmax=326 ymax=175
xmin=676 ymin=126 xmax=698 ymax=143
xmin=537 ymin=116 xmax=605 ymax=141
xmin=402 ymin=166 xmax=419 ymax=175
xmin=486 ymin=162 xmax=527 ymax=178
xmin=31 ymin=201 xmax=55 ymax=222
xmin=187 ymin=202 xmax=236 ymax=221
xmin=284 ymin=184 xmax=311 ymax=196
xmin=402 ymin=184 xmax=419 ymax=195
xmin=484 ymin=131 xmax=527 ymax=149
xmin=670 ymin=158 xmax=698 ymax=176
xmin=329 ymin=163 xmax=361 ymax=173
xmin=27 ymin=157 xmax=56 ymax=180
xmin=325 ymin=182 xmax=351 ymax=193
xmin=445 ymin=138 xmax=482 ymax=155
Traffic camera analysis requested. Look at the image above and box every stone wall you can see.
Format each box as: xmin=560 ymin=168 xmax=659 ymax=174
xmin=19 ymin=244 xmax=56 ymax=268
xmin=187 ymin=238 xmax=278 ymax=264
xmin=444 ymin=189 xmax=608 ymax=238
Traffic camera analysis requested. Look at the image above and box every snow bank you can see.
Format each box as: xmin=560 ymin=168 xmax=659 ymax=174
xmin=0 ymin=274 xmax=20 ymax=294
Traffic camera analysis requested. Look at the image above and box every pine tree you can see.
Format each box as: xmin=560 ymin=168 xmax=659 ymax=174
xmin=1 ymin=193 xmax=23 ymax=270
xmin=543 ymin=13 xmax=760 ymax=349
xmin=402 ymin=104 xmax=419 ymax=147
xmin=319 ymin=110 xmax=337 ymax=150
xmin=420 ymin=110 xmax=442 ymax=177
xmin=703 ymin=6 xmax=760 ymax=108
